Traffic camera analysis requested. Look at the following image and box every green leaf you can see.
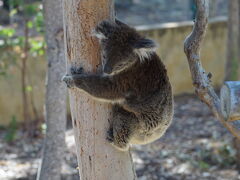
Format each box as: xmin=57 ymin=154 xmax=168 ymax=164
xmin=10 ymin=9 xmax=17 ymax=17
xmin=26 ymin=85 xmax=33 ymax=92
xmin=10 ymin=0 xmax=24 ymax=7
xmin=38 ymin=49 xmax=45 ymax=56
xmin=23 ymin=4 xmax=39 ymax=17
xmin=33 ymin=12 xmax=44 ymax=33
xmin=0 ymin=28 xmax=16 ymax=38
xmin=29 ymin=39 xmax=45 ymax=56
xmin=198 ymin=161 xmax=210 ymax=169
xmin=27 ymin=21 xmax=33 ymax=29
xmin=4 ymin=116 xmax=18 ymax=143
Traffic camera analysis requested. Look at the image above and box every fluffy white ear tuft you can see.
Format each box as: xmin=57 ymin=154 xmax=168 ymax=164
xmin=134 ymin=47 xmax=157 ymax=62
xmin=91 ymin=30 xmax=107 ymax=40
xmin=133 ymin=38 xmax=157 ymax=62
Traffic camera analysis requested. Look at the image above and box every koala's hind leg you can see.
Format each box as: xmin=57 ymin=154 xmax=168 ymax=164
xmin=107 ymin=105 xmax=139 ymax=151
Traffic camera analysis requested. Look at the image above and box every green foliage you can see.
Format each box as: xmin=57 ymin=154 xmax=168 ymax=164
xmin=0 ymin=27 xmax=18 ymax=76
xmin=33 ymin=10 xmax=44 ymax=33
xmin=29 ymin=39 xmax=46 ymax=56
xmin=192 ymin=142 xmax=236 ymax=170
xmin=0 ymin=28 xmax=15 ymax=38
xmin=0 ymin=2 xmax=45 ymax=76
xmin=26 ymin=85 xmax=33 ymax=92
xmin=217 ymin=144 xmax=236 ymax=167
xmin=230 ymin=57 xmax=239 ymax=81
xmin=4 ymin=116 xmax=18 ymax=142
xmin=197 ymin=160 xmax=210 ymax=170
xmin=9 ymin=0 xmax=22 ymax=8
xmin=23 ymin=3 xmax=40 ymax=17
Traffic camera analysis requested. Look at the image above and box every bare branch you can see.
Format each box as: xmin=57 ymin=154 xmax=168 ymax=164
xmin=184 ymin=0 xmax=240 ymax=139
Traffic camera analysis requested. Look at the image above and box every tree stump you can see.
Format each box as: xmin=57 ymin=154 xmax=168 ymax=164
xmin=221 ymin=81 xmax=240 ymax=121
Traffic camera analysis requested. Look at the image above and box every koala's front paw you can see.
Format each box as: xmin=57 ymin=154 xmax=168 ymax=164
xmin=70 ymin=66 xmax=84 ymax=75
xmin=106 ymin=128 xmax=114 ymax=143
xmin=62 ymin=75 xmax=74 ymax=88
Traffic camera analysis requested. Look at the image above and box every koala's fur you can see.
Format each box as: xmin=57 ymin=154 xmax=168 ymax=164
xmin=63 ymin=19 xmax=173 ymax=151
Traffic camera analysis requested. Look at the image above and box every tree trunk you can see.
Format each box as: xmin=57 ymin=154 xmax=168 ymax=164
xmin=239 ymin=0 xmax=240 ymax=79
xmin=235 ymin=0 xmax=240 ymax=172
xmin=37 ymin=0 xmax=67 ymax=179
xmin=62 ymin=0 xmax=136 ymax=179
xmin=225 ymin=0 xmax=239 ymax=81
xmin=21 ymin=20 xmax=30 ymax=126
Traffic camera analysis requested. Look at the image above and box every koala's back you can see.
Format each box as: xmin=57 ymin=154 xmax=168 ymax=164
xmin=115 ymin=53 xmax=173 ymax=144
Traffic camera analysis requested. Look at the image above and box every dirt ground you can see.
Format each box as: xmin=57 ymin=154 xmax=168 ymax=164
xmin=0 ymin=94 xmax=239 ymax=180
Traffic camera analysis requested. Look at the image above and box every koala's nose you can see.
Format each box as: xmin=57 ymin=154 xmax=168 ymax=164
xmin=103 ymin=66 xmax=112 ymax=74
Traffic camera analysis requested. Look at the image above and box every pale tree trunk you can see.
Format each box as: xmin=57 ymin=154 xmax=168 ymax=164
xmin=37 ymin=0 xmax=67 ymax=179
xmin=225 ymin=0 xmax=239 ymax=81
xmin=62 ymin=0 xmax=136 ymax=179
xmin=239 ymin=0 xmax=240 ymax=79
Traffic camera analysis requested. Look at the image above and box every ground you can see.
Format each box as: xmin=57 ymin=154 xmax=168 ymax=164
xmin=0 ymin=94 xmax=239 ymax=180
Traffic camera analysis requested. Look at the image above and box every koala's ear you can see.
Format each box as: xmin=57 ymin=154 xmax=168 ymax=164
xmin=93 ymin=20 xmax=116 ymax=40
xmin=133 ymin=39 xmax=157 ymax=62
xmin=133 ymin=38 xmax=156 ymax=49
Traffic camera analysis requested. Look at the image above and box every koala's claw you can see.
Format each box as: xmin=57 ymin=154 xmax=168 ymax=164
xmin=71 ymin=66 xmax=84 ymax=75
xmin=62 ymin=75 xmax=74 ymax=88
xmin=106 ymin=129 xmax=114 ymax=142
xmin=109 ymin=141 xmax=129 ymax=152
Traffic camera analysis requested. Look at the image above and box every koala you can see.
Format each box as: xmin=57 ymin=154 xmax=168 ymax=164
xmin=62 ymin=19 xmax=173 ymax=151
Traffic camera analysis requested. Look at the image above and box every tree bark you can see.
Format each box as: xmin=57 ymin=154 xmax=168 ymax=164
xmin=22 ymin=20 xmax=30 ymax=126
xmin=62 ymin=0 xmax=136 ymax=179
xmin=37 ymin=0 xmax=67 ymax=179
xmin=225 ymin=0 xmax=239 ymax=81
xmin=239 ymin=0 xmax=240 ymax=79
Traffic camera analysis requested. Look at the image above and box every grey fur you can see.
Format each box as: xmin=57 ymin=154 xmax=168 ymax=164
xmin=62 ymin=19 xmax=173 ymax=151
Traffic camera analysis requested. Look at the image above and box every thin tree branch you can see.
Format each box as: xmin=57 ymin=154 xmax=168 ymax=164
xmin=184 ymin=0 xmax=240 ymax=139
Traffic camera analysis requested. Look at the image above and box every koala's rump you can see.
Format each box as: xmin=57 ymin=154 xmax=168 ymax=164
xmin=130 ymin=96 xmax=173 ymax=145
xmin=130 ymin=122 xmax=170 ymax=144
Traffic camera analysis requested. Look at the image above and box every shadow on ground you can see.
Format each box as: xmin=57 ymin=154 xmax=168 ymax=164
xmin=0 ymin=94 xmax=239 ymax=180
